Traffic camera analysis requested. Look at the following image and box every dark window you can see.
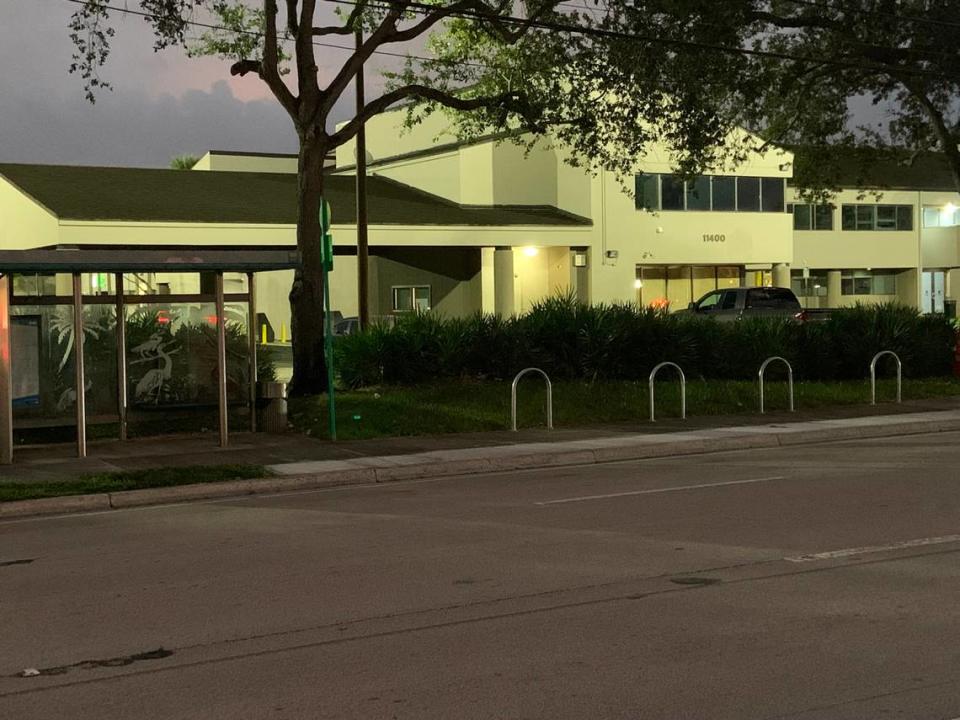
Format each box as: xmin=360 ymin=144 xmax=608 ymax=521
xmin=876 ymin=205 xmax=897 ymax=230
xmin=897 ymin=205 xmax=913 ymax=230
xmin=720 ymin=290 xmax=738 ymax=309
xmin=712 ymin=177 xmax=736 ymax=211
xmin=841 ymin=205 xmax=914 ymax=231
xmin=841 ymin=270 xmax=896 ymax=295
xmin=761 ymin=178 xmax=785 ymax=212
xmin=746 ymin=287 xmax=799 ymax=309
xmin=686 ymin=176 xmax=711 ymax=210
xmin=790 ymin=271 xmax=829 ymax=297
xmin=792 ymin=204 xmax=812 ymax=230
xmin=841 ymin=205 xmax=856 ymax=230
xmin=814 ymin=204 xmax=833 ymax=230
xmin=737 ymin=177 xmax=761 ymax=211
xmin=696 ymin=291 xmax=722 ymax=311
xmin=661 ymin=175 xmax=685 ymax=210
xmin=635 ymin=174 xmax=659 ymax=210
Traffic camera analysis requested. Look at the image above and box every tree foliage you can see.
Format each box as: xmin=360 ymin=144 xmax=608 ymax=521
xmin=67 ymin=1 xmax=960 ymax=392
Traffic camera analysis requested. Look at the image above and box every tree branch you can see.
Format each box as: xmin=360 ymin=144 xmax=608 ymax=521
xmin=313 ymin=0 xmax=366 ymax=36
xmin=295 ymin=0 xmax=321 ymax=124
xmin=329 ymin=84 xmax=531 ymax=146
xmin=230 ymin=59 xmax=263 ymax=76
xmin=286 ymin=0 xmax=299 ymax=35
xmin=899 ymin=76 xmax=960 ymax=192
xmin=262 ymin=0 xmax=299 ymax=119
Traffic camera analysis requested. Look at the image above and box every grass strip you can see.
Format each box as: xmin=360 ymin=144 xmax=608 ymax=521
xmin=290 ymin=377 xmax=960 ymax=440
xmin=0 ymin=464 xmax=269 ymax=503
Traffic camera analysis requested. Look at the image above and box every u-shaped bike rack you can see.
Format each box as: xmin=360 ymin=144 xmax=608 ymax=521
xmin=870 ymin=350 xmax=902 ymax=405
xmin=649 ymin=361 xmax=686 ymax=422
xmin=758 ymin=356 xmax=795 ymax=414
xmin=511 ymin=367 xmax=553 ymax=431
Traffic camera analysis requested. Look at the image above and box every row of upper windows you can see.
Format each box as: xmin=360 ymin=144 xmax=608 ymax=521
xmin=634 ymin=174 xmax=786 ymax=213
xmin=788 ymin=203 xmax=914 ymax=232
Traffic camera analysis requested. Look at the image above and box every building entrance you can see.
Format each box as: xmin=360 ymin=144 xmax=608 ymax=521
xmin=635 ymin=265 xmax=742 ymax=311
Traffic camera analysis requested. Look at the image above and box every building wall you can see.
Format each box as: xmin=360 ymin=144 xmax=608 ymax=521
xmin=0 ymin=178 xmax=60 ymax=250
xmin=370 ymin=247 xmax=482 ymax=318
xmin=367 ymin=152 xmax=462 ymax=203
xmin=193 ymin=152 xmax=298 ymax=174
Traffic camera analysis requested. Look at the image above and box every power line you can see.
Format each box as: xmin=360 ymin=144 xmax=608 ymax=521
xmin=329 ymin=0 xmax=960 ymax=82
xmin=65 ymin=0 xmax=960 ymax=83
xmin=780 ymin=0 xmax=960 ymax=32
xmin=61 ymin=0 xmax=479 ymax=66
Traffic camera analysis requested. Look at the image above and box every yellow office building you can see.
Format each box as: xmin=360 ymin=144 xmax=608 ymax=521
xmin=2 ymin=108 xmax=959 ymax=337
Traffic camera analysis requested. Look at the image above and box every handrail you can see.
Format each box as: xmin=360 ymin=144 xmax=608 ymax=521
xmin=649 ymin=361 xmax=686 ymax=422
xmin=758 ymin=356 xmax=795 ymax=414
xmin=511 ymin=367 xmax=553 ymax=431
xmin=870 ymin=350 xmax=902 ymax=405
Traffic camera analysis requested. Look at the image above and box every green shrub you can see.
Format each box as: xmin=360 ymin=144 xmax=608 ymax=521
xmin=334 ymin=297 xmax=956 ymax=387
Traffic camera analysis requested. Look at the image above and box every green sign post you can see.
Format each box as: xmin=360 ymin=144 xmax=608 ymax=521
xmin=320 ymin=197 xmax=337 ymax=441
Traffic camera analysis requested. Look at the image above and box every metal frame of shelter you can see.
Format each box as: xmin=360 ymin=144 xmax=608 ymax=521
xmin=0 ymin=246 xmax=300 ymax=465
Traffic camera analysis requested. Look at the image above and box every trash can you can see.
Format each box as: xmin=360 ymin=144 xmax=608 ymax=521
xmin=945 ymin=299 xmax=956 ymax=320
xmin=260 ymin=381 xmax=288 ymax=433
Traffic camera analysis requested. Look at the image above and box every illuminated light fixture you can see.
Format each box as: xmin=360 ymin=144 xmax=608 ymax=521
xmin=634 ymin=279 xmax=644 ymax=289
xmin=946 ymin=202 xmax=958 ymax=215
xmin=523 ymin=247 xmax=539 ymax=257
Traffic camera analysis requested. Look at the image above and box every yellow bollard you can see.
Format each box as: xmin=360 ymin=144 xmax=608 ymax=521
xmin=261 ymin=324 xmax=268 ymax=345
xmin=280 ymin=322 xmax=288 ymax=343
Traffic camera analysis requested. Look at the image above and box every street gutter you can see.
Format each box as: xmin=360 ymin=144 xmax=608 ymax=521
xmin=3 ymin=410 xmax=960 ymax=520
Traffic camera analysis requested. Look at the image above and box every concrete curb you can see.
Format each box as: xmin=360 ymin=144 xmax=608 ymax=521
xmin=4 ymin=410 xmax=960 ymax=520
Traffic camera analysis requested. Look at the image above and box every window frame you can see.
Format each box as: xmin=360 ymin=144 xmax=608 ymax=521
xmin=391 ymin=285 xmax=432 ymax=313
xmin=840 ymin=204 xmax=915 ymax=231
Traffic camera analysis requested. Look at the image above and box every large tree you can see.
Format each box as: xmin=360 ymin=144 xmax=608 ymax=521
xmin=71 ymin=0 xmax=768 ymax=394
xmin=609 ymin=0 xmax=960 ymax=196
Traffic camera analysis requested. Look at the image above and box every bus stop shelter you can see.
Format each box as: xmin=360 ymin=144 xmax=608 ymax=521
xmin=0 ymin=245 xmax=300 ymax=465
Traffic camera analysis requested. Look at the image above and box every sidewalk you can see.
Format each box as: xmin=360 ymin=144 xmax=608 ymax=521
xmin=4 ymin=396 xmax=959 ymax=486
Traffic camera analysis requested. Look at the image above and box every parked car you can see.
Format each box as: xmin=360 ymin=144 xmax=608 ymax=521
xmin=680 ymin=287 xmax=806 ymax=322
xmin=334 ymin=317 xmax=360 ymax=336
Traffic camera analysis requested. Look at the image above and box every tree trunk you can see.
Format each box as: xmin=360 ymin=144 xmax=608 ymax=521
xmin=288 ymin=134 xmax=329 ymax=397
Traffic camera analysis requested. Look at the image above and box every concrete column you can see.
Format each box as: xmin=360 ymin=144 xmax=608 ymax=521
xmin=481 ymin=248 xmax=496 ymax=314
xmin=570 ymin=249 xmax=590 ymax=304
xmin=493 ymin=247 xmax=515 ymax=317
xmin=773 ymin=263 xmax=791 ymax=289
xmin=826 ymin=270 xmax=842 ymax=308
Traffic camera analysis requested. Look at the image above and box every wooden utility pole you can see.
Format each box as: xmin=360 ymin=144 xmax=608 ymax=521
xmin=355 ymin=28 xmax=370 ymax=330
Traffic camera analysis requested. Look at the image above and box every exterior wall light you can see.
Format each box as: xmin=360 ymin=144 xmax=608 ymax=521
xmin=634 ymin=279 xmax=643 ymax=289
xmin=523 ymin=247 xmax=539 ymax=257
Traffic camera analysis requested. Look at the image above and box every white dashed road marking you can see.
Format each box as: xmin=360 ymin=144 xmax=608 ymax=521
xmin=536 ymin=476 xmax=788 ymax=506
xmin=786 ymin=535 xmax=960 ymax=562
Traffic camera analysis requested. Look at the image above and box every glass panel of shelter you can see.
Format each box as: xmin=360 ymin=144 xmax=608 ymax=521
xmin=7 ymin=271 xmax=254 ymax=447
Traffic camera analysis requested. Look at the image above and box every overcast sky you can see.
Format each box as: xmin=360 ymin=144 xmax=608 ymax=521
xmin=2 ymin=1 xmax=889 ymax=169
xmin=0 ymin=0 xmax=391 ymax=167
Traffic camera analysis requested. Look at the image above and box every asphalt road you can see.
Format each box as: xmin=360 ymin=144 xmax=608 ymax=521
xmin=3 ymin=432 xmax=960 ymax=719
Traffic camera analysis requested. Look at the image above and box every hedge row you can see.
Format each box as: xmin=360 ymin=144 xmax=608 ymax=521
xmin=334 ymin=296 xmax=956 ymax=387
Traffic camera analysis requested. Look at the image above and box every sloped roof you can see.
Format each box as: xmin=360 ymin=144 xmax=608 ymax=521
xmin=0 ymin=164 xmax=591 ymax=227
xmin=789 ymin=147 xmax=958 ymax=192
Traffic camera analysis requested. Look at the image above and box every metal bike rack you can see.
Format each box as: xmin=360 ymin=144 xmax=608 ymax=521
xmin=649 ymin=361 xmax=686 ymax=422
xmin=511 ymin=367 xmax=553 ymax=431
xmin=758 ymin=356 xmax=795 ymax=414
xmin=870 ymin=350 xmax=902 ymax=405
